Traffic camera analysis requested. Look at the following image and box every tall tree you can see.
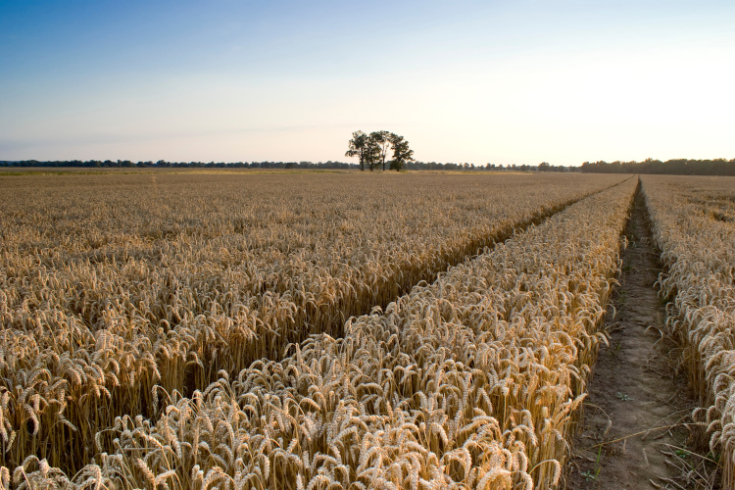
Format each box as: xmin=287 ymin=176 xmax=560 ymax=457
xmin=345 ymin=131 xmax=369 ymax=171
xmin=388 ymin=133 xmax=414 ymax=172
xmin=369 ymin=130 xmax=391 ymax=171
xmin=365 ymin=136 xmax=381 ymax=171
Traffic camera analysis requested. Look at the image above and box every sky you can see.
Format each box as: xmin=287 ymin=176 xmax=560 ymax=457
xmin=1 ymin=0 xmax=734 ymax=165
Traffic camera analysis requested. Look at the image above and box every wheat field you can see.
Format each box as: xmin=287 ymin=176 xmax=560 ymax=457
xmin=1 ymin=171 xmax=639 ymax=488
xmin=641 ymin=175 xmax=735 ymax=488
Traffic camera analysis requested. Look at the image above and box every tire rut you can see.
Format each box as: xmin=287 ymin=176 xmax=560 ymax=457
xmin=566 ymin=180 xmax=706 ymax=489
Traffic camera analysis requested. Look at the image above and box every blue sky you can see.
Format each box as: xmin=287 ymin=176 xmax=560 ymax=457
xmin=1 ymin=0 xmax=734 ymax=164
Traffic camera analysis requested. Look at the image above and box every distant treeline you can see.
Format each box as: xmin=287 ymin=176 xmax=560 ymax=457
xmin=581 ymin=158 xmax=735 ymax=175
xmin=0 ymin=160 xmax=579 ymax=171
xmin=0 ymin=159 xmax=356 ymax=169
xmin=408 ymin=161 xmax=576 ymax=172
xmin=4 ymin=159 xmax=735 ymax=175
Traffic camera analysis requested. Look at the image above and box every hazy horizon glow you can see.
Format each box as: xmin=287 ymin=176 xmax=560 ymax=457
xmin=2 ymin=0 xmax=734 ymax=165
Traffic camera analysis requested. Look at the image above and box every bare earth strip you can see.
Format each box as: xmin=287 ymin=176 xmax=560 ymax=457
xmin=567 ymin=183 xmax=700 ymax=489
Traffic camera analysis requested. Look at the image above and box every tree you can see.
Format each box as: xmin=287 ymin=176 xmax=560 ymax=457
xmin=388 ymin=133 xmax=414 ymax=172
xmin=345 ymin=131 xmax=369 ymax=171
xmin=365 ymin=136 xmax=381 ymax=171
xmin=347 ymin=130 xmax=415 ymax=172
xmin=369 ymin=130 xmax=391 ymax=171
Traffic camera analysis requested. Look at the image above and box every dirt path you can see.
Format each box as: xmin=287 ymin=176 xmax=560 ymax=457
xmin=566 ymin=184 xmax=708 ymax=489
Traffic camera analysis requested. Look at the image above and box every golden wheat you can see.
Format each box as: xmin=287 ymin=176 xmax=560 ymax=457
xmin=641 ymin=175 xmax=735 ymax=486
xmin=0 ymin=171 xmax=627 ymax=474
xmin=11 ymin=174 xmax=640 ymax=489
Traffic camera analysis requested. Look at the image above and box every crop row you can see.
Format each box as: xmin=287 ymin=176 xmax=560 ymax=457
xmin=2 ymin=176 xmax=637 ymax=489
xmin=642 ymin=175 xmax=735 ymax=487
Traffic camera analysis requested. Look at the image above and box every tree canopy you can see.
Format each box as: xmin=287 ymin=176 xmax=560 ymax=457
xmin=388 ymin=133 xmax=414 ymax=172
xmin=346 ymin=131 xmax=415 ymax=171
xmin=345 ymin=131 xmax=370 ymax=172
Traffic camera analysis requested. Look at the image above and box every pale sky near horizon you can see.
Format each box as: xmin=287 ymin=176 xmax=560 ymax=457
xmin=1 ymin=1 xmax=734 ymax=166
